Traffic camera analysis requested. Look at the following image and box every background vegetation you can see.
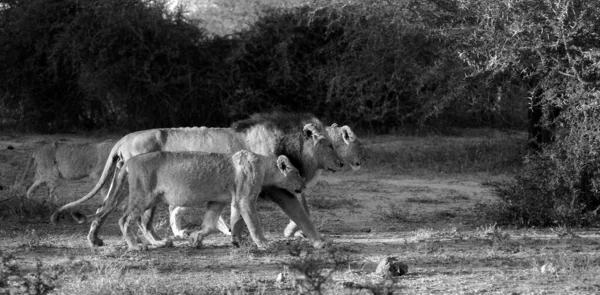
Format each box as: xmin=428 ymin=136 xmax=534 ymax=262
xmin=1 ymin=0 xmax=599 ymax=225
xmin=0 ymin=0 xmax=528 ymax=132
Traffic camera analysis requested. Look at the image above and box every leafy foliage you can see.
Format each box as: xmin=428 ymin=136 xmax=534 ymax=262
xmin=0 ymin=0 xmax=525 ymax=132
xmin=459 ymin=0 xmax=600 ymax=226
xmin=0 ymin=0 xmax=234 ymax=131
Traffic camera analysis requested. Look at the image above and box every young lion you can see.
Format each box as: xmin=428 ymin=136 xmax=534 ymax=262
xmin=84 ymin=150 xmax=305 ymax=251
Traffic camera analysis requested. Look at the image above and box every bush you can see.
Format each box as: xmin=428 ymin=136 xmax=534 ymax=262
xmin=1 ymin=0 xmax=522 ymax=132
xmin=483 ymin=88 xmax=600 ymax=227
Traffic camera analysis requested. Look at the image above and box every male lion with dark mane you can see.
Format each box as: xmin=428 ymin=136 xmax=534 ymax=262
xmin=52 ymin=112 xmax=343 ymax=249
xmin=17 ymin=140 xmax=115 ymax=203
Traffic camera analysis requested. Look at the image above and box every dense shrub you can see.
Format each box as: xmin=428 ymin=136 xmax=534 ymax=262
xmin=222 ymin=2 xmax=526 ymax=130
xmin=0 ymin=0 xmax=235 ymax=131
xmin=462 ymin=0 xmax=600 ymax=226
xmin=0 ymin=0 xmax=524 ymax=132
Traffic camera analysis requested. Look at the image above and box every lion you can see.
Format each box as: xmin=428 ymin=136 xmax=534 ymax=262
xmin=279 ymin=122 xmax=368 ymax=238
xmin=17 ymin=140 xmax=116 ymax=203
xmin=52 ymin=112 xmax=343 ymax=249
xmin=169 ymin=122 xmax=367 ymax=239
xmin=78 ymin=150 xmax=304 ymax=251
xmin=326 ymin=123 xmax=367 ymax=171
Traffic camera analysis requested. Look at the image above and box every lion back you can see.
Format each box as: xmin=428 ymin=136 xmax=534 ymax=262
xmin=54 ymin=142 xmax=107 ymax=180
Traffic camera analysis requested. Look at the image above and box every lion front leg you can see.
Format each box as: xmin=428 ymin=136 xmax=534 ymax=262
xmin=25 ymin=179 xmax=44 ymax=200
xmin=265 ymin=187 xmax=327 ymax=249
xmin=236 ymin=196 xmax=270 ymax=250
xmin=283 ymin=192 xmax=310 ymax=238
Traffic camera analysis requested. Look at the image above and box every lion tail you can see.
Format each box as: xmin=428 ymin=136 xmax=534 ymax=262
xmin=51 ymin=142 xmax=121 ymax=224
xmin=73 ymin=167 xmax=128 ymax=224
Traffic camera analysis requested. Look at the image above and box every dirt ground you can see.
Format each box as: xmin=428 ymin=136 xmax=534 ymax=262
xmin=1 ymin=132 xmax=599 ymax=294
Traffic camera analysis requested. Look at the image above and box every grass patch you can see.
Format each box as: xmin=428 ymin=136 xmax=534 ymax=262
xmin=1 ymin=251 xmax=56 ymax=294
xmin=375 ymin=202 xmax=412 ymax=223
xmin=308 ymin=195 xmax=359 ymax=210
xmin=0 ymin=192 xmax=58 ymax=223
xmin=405 ymin=196 xmax=447 ymax=204
xmin=364 ymin=130 xmax=526 ymax=175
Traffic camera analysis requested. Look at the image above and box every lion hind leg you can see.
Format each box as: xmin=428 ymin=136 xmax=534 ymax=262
xmin=230 ymin=202 xmax=245 ymax=247
xmin=122 ymin=209 xmax=144 ymax=251
xmin=169 ymin=205 xmax=189 ymax=239
xmin=25 ymin=178 xmax=44 ymax=199
xmin=47 ymin=181 xmax=58 ymax=204
xmin=88 ymin=213 xmax=109 ymax=247
xmin=188 ymin=201 xmax=225 ymax=248
xmin=139 ymin=206 xmax=172 ymax=248
xmin=217 ymin=215 xmax=231 ymax=236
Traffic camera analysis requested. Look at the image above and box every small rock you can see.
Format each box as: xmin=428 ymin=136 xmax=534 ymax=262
xmin=541 ymin=263 xmax=556 ymax=274
xmin=375 ymin=257 xmax=408 ymax=277
xmin=276 ymin=272 xmax=285 ymax=283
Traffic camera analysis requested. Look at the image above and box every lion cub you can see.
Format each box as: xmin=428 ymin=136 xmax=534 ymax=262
xmin=91 ymin=150 xmax=305 ymax=251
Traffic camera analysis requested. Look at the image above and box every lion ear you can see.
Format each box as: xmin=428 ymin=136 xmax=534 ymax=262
xmin=276 ymin=155 xmax=290 ymax=175
xmin=341 ymin=125 xmax=356 ymax=145
xmin=303 ymin=123 xmax=318 ymax=139
xmin=303 ymin=123 xmax=324 ymax=145
xmin=331 ymin=123 xmax=338 ymax=128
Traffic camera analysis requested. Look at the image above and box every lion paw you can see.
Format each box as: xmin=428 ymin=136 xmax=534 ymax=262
xmin=293 ymin=231 xmax=307 ymax=239
xmin=126 ymin=244 xmax=145 ymax=252
xmin=283 ymin=227 xmax=298 ymax=238
xmin=312 ymin=239 xmax=330 ymax=249
xmin=88 ymin=236 xmax=104 ymax=247
xmin=188 ymin=232 xmax=203 ymax=248
xmin=155 ymin=239 xmax=174 ymax=248
xmin=255 ymin=240 xmax=274 ymax=251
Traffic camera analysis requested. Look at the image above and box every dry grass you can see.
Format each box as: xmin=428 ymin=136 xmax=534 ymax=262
xmin=362 ymin=128 xmax=526 ymax=176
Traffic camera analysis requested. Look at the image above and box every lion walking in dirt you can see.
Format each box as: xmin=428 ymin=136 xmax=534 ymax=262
xmin=17 ymin=140 xmax=116 ymax=203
